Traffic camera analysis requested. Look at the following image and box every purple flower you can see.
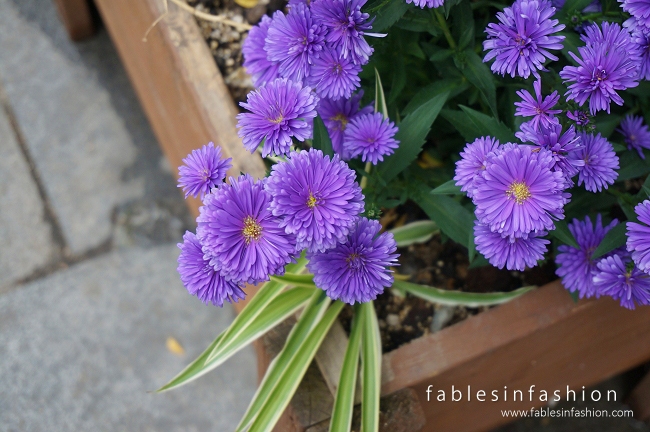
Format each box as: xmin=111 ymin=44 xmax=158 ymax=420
xmin=265 ymin=149 xmax=364 ymax=253
xmin=317 ymin=92 xmax=373 ymax=156
xmin=454 ymin=136 xmax=501 ymax=199
xmin=483 ymin=0 xmax=565 ymax=79
xmin=555 ymin=215 xmax=619 ymax=298
xmin=627 ymin=200 xmax=650 ymax=274
xmin=177 ymin=231 xmax=245 ymax=307
xmin=406 ymin=0 xmax=445 ymax=8
xmin=629 ymin=22 xmax=650 ymax=80
xmin=593 ymin=253 xmax=650 ymax=309
xmin=473 ymin=145 xmax=567 ymax=238
xmin=307 ymin=217 xmax=399 ymax=304
xmin=514 ymin=79 xmax=562 ymax=130
xmin=177 ymin=142 xmax=232 ymax=199
xmin=474 ymin=222 xmax=549 ymax=271
xmin=311 ymin=0 xmax=374 ymax=65
xmin=197 ymin=175 xmax=296 ymax=284
xmin=560 ymin=23 xmax=640 ymax=115
xmin=567 ymin=110 xmax=591 ymax=127
xmin=551 ymin=0 xmax=601 ymax=12
xmin=619 ymin=0 xmax=650 ymax=28
xmin=265 ymin=5 xmax=326 ymax=82
xmin=242 ymin=15 xmax=280 ymax=87
xmin=306 ymin=46 xmax=362 ymax=100
xmin=618 ymin=115 xmax=650 ymax=159
xmin=237 ymin=78 xmax=318 ymax=157
xmin=570 ymin=133 xmax=619 ymax=192
xmin=343 ymin=112 xmax=399 ymax=164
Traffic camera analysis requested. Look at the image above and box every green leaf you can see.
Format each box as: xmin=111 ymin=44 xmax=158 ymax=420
xmin=550 ymin=220 xmax=579 ymax=249
xmin=592 ymin=223 xmax=628 ymax=260
xmin=561 ymin=0 xmax=594 ymax=13
xmin=393 ymin=279 xmax=535 ymax=307
xmin=452 ymin=0 xmax=474 ymax=49
xmin=329 ymin=304 xmax=364 ymax=432
xmin=372 ymin=0 xmax=409 ymax=32
xmin=237 ymin=290 xmax=332 ymax=431
xmin=246 ymin=301 xmax=346 ymax=432
xmin=641 ymin=175 xmax=650 ymax=197
xmin=569 ymin=290 xmax=580 ymax=303
xmin=402 ymin=79 xmax=468 ymax=116
xmin=271 ymin=273 xmax=315 ymax=288
xmin=156 ymin=287 xmax=315 ymax=392
xmin=360 ymin=301 xmax=381 ymax=432
xmin=312 ymin=116 xmax=334 ymax=158
xmin=458 ymin=105 xmax=516 ymax=142
xmin=377 ymin=91 xmax=449 ymax=183
xmin=375 ymin=68 xmax=389 ymax=119
xmin=617 ymin=151 xmax=650 ymax=181
xmin=416 ymin=185 xmax=474 ymax=249
xmin=207 ymin=256 xmax=308 ymax=363
xmin=430 ymin=180 xmax=462 ymax=195
xmin=389 ymin=220 xmax=439 ymax=247
xmin=461 ymin=50 xmax=499 ymax=119
xmin=560 ymin=31 xmax=581 ymax=66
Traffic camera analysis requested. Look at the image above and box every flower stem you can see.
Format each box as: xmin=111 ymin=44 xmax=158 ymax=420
xmin=360 ymin=162 xmax=372 ymax=190
xmin=434 ymin=10 xmax=457 ymax=50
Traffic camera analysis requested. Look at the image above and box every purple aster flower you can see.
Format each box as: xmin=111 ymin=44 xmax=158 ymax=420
xmin=567 ymin=110 xmax=591 ymax=127
xmin=483 ymin=0 xmax=565 ymax=79
xmin=237 ymin=78 xmax=318 ymax=157
xmin=627 ymin=200 xmax=650 ymax=274
xmin=311 ymin=0 xmax=374 ymax=65
xmin=551 ymin=0 xmax=601 ymax=12
xmin=593 ymin=253 xmax=650 ymax=309
xmin=619 ymin=0 xmax=650 ymax=28
xmin=473 ymin=145 xmax=567 ymax=238
xmin=317 ymin=92 xmax=373 ymax=156
xmin=474 ymin=222 xmax=549 ymax=271
xmin=406 ymin=0 xmax=445 ymax=9
xmin=570 ymin=133 xmax=619 ymax=192
xmin=197 ymin=175 xmax=296 ymax=284
xmin=242 ymin=15 xmax=280 ymax=87
xmin=177 ymin=231 xmax=245 ymax=307
xmin=306 ymin=46 xmax=362 ymax=100
xmin=629 ymin=22 xmax=650 ymax=80
xmin=618 ymin=115 xmax=650 ymax=159
xmin=555 ymin=215 xmax=619 ymax=298
xmin=343 ymin=112 xmax=399 ymax=164
xmin=307 ymin=217 xmax=399 ymax=304
xmin=265 ymin=149 xmax=364 ymax=253
xmin=560 ymin=23 xmax=640 ymax=115
xmin=514 ymin=79 xmax=562 ymax=130
xmin=265 ymin=5 xmax=326 ymax=82
xmin=177 ymin=142 xmax=232 ymax=199
xmin=454 ymin=136 xmax=501 ymax=199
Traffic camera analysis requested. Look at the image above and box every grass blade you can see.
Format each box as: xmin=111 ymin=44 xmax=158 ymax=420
xmin=393 ymin=279 xmax=534 ymax=307
xmin=360 ymin=301 xmax=381 ymax=432
xmin=247 ymin=301 xmax=346 ymax=432
xmin=236 ymin=290 xmax=331 ymax=431
xmin=389 ymin=220 xmax=439 ymax=247
xmin=330 ymin=304 xmax=364 ymax=432
xmin=156 ymin=287 xmax=315 ymax=392
xmin=375 ymin=68 xmax=388 ymax=119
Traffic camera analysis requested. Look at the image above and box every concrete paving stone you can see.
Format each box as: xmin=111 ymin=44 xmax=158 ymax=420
xmin=0 ymin=245 xmax=257 ymax=432
xmin=0 ymin=108 xmax=56 ymax=289
xmin=0 ymin=0 xmax=163 ymax=255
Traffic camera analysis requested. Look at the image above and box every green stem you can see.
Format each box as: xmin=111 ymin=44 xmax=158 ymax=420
xmin=360 ymin=162 xmax=372 ymax=190
xmin=434 ymin=10 xmax=456 ymax=50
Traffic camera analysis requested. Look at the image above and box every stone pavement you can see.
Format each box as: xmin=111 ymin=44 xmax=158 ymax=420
xmin=0 ymin=0 xmax=256 ymax=430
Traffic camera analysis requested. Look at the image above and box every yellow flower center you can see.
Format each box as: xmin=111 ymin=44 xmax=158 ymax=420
xmin=346 ymin=253 xmax=361 ymax=269
xmin=331 ymin=113 xmax=348 ymax=130
xmin=506 ymin=181 xmax=532 ymax=205
xmin=306 ymin=193 xmax=318 ymax=209
xmin=242 ymin=216 xmax=262 ymax=244
xmin=269 ymin=114 xmax=284 ymax=124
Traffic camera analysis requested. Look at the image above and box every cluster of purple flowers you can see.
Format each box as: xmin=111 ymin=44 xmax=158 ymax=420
xmin=175 ymin=143 xmax=398 ymax=306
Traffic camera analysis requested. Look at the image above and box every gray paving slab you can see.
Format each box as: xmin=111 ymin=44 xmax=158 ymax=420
xmin=0 ymin=0 xmax=159 ymax=255
xmin=0 ymin=245 xmax=257 ymax=432
xmin=0 ymin=107 xmax=56 ymax=289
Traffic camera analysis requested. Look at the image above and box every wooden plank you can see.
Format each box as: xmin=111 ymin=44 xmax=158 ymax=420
xmin=627 ymin=370 xmax=650 ymax=421
xmin=53 ymin=0 xmax=95 ymax=41
xmin=93 ymin=0 xmax=265 ymax=219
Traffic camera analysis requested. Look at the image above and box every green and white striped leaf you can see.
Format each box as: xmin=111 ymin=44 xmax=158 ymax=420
xmin=206 ymin=257 xmax=308 ymax=363
xmin=246 ymin=301 xmax=346 ymax=432
xmin=389 ymin=220 xmax=439 ymax=247
xmin=393 ymin=280 xmax=534 ymax=307
xmin=270 ymin=273 xmax=316 ymax=288
xmin=360 ymin=301 xmax=382 ymax=432
xmin=156 ymin=286 xmax=315 ymax=392
xmin=329 ymin=304 xmax=364 ymax=432
xmin=375 ymin=68 xmax=389 ymax=119
xmin=236 ymin=290 xmax=331 ymax=431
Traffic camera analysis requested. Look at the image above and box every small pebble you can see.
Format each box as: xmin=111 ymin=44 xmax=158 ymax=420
xmin=431 ymin=306 xmax=455 ymax=333
xmin=386 ymin=314 xmax=400 ymax=327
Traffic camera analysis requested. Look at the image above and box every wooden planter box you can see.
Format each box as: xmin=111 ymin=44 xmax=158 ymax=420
xmin=75 ymin=1 xmax=650 ymax=430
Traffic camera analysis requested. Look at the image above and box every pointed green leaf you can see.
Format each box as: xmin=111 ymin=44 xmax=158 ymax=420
xmin=591 ymin=223 xmax=628 ymax=260
xmin=271 ymin=273 xmax=316 ymax=288
xmin=246 ymin=301 xmax=346 ymax=432
xmin=312 ymin=116 xmax=334 ymax=158
xmin=459 ymin=105 xmax=516 ymax=142
xmin=561 ymin=0 xmax=594 ymax=13
xmin=452 ymin=0 xmax=474 ymax=49
xmin=330 ymin=304 xmax=364 ymax=432
xmin=374 ymin=69 xmax=389 ymax=119
xmin=550 ymin=220 xmax=579 ymax=249
xmin=236 ymin=290 xmax=331 ymax=431
xmin=360 ymin=301 xmax=381 ymax=432
xmin=461 ymin=50 xmax=498 ymax=119
xmin=430 ymin=180 xmax=462 ymax=195
xmin=389 ymin=220 xmax=439 ymax=247
xmin=617 ymin=150 xmax=650 ymax=181
xmin=402 ymin=79 xmax=468 ymax=116
xmin=393 ymin=279 xmax=535 ymax=307
xmin=416 ymin=185 xmax=474 ymax=249
xmin=372 ymin=0 xmax=409 ymax=32
xmin=156 ymin=287 xmax=315 ymax=392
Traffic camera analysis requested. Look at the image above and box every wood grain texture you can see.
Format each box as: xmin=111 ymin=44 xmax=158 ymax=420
xmin=53 ymin=0 xmax=95 ymax=41
xmin=627 ymin=370 xmax=650 ymax=421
